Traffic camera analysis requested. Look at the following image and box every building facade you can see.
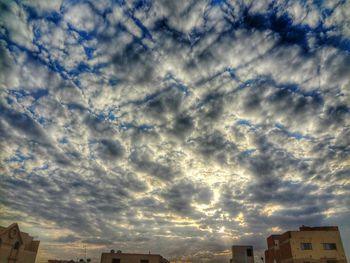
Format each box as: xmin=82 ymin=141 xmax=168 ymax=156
xmin=265 ymin=226 xmax=347 ymax=263
xmin=100 ymin=251 xmax=169 ymax=263
xmin=230 ymin=246 xmax=254 ymax=263
xmin=0 ymin=223 xmax=40 ymax=263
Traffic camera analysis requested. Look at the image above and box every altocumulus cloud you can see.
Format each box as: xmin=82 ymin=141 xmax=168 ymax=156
xmin=0 ymin=0 xmax=350 ymax=262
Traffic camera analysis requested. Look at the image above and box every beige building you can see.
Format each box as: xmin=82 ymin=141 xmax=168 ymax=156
xmin=100 ymin=251 xmax=169 ymax=263
xmin=265 ymin=226 xmax=348 ymax=263
xmin=230 ymin=246 xmax=254 ymax=263
xmin=0 ymin=223 xmax=40 ymax=263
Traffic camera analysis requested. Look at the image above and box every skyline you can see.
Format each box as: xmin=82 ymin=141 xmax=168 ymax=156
xmin=0 ymin=0 xmax=350 ymax=262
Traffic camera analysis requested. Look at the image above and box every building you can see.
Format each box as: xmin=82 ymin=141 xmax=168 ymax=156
xmin=0 ymin=223 xmax=40 ymax=263
xmin=230 ymin=246 xmax=255 ymax=263
xmin=265 ymin=226 xmax=348 ymax=263
xmin=48 ymin=258 xmax=92 ymax=263
xmin=48 ymin=260 xmax=92 ymax=263
xmin=100 ymin=251 xmax=169 ymax=263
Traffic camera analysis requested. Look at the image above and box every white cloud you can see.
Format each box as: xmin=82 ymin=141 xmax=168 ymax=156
xmin=64 ymin=3 xmax=102 ymax=32
xmin=1 ymin=0 xmax=350 ymax=262
xmin=0 ymin=2 xmax=35 ymax=50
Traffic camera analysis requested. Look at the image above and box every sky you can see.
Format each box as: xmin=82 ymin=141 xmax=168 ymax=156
xmin=0 ymin=0 xmax=349 ymax=262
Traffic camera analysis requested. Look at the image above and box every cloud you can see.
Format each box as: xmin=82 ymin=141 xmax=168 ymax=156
xmin=63 ymin=2 xmax=102 ymax=32
xmin=1 ymin=0 xmax=350 ymax=262
xmin=95 ymin=139 xmax=125 ymax=161
xmin=130 ymin=146 xmax=179 ymax=181
xmin=55 ymin=234 xmax=80 ymax=243
xmin=160 ymin=179 xmax=213 ymax=216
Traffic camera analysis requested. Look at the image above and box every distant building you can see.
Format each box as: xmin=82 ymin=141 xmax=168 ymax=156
xmin=100 ymin=251 xmax=169 ymax=263
xmin=0 ymin=222 xmax=40 ymax=263
xmin=230 ymin=246 xmax=254 ymax=263
xmin=48 ymin=260 xmax=91 ymax=263
xmin=265 ymin=226 xmax=348 ymax=263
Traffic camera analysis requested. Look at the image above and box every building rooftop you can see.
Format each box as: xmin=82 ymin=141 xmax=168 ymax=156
xmin=267 ymin=225 xmax=340 ymax=239
xmin=102 ymin=252 xmax=164 ymax=257
xmin=299 ymin=225 xmax=339 ymax=231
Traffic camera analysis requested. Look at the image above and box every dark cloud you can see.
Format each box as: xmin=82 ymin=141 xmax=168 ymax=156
xmin=189 ymin=130 xmax=237 ymax=164
xmin=219 ymin=184 xmax=244 ymax=217
xmin=55 ymin=235 xmax=80 ymax=243
xmin=161 ymin=180 xmax=212 ymax=216
xmin=84 ymin=114 xmax=115 ymax=136
xmin=171 ymin=113 xmax=194 ymax=138
xmin=97 ymin=139 xmax=124 ymax=161
xmin=112 ymin=42 xmax=156 ymax=85
xmin=0 ymin=105 xmax=49 ymax=144
xmin=142 ymin=86 xmax=187 ymax=121
xmin=82 ymin=237 xmax=113 ymax=245
xmin=198 ymin=92 xmax=225 ymax=120
xmin=1 ymin=0 xmax=350 ymax=262
xmin=130 ymin=147 xmax=179 ymax=181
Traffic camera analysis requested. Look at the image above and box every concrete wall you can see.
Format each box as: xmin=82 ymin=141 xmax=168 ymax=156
xmin=232 ymin=246 xmax=254 ymax=263
xmin=289 ymin=231 xmax=347 ymax=262
xmin=0 ymin=243 xmax=38 ymax=263
xmin=0 ymin=224 xmax=39 ymax=263
xmin=265 ymin=227 xmax=348 ymax=263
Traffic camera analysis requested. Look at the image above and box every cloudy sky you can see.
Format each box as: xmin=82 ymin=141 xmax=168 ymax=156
xmin=0 ymin=0 xmax=349 ymax=262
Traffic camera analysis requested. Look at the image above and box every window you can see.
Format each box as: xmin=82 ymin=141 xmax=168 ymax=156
xmin=247 ymin=248 xmax=253 ymax=257
xmin=140 ymin=260 xmax=149 ymax=263
xmin=112 ymin=259 xmax=120 ymax=263
xmin=14 ymin=241 xmax=20 ymax=250
xmin=327 ymin=260 xmax=338 ymax=263
xmin=300 ymin=243 xmax=312 ymax=250
xmin=323 ymin=243 xmax=337 ymax=250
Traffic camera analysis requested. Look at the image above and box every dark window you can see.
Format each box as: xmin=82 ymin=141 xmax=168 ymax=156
xmin=323 ymin=243 xmax=337 ymax=250
xmin=247 ymin=248 xmax=253 ymax=257
xmin=14 ymin=241 xmax=20 ymax=250
xmin=301 ymin=243 xmax=312 ymax=250
xmin=112 ymin=259 xmax=120 ymax=263
xmin=140 ymin=260 xmax=149 ymax=263
xmin=327 ymin=260 xmax=338 ymax=263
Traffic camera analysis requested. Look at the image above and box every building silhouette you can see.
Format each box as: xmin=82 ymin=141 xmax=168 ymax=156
xmin=48 ymin=260 xmax=76 ymax=263
xmin=100 ymin=250 xmax=169 ymax=263
xmin=230 ymin=245 xmax=254 ymax=263
xmin=265 ymin=226 xmax=347 ymax=263
xmin=0 ymin=223 xmax=40 ymax=263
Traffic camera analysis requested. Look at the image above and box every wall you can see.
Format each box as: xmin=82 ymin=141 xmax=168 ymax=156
xmin=289 ymin=231 xmax=347 ymax=263
xmin=232 ymin=246 xmax=254 ymax=263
